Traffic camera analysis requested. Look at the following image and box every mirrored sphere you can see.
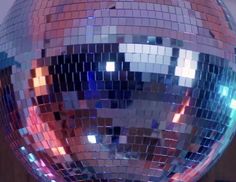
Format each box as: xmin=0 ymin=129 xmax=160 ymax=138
xmin=0 ymin=0 xmax=236 ymax=181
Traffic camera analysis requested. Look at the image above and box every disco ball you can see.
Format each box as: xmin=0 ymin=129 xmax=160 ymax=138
xmin=0 ymin=0 xmax=236 ymax=181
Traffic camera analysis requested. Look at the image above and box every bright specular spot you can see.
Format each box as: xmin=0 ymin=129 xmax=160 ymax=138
xmin=230 ymin=99 xmax=236 ymax=109
xmin=28 ymin=153 xmax=36 ymax=163
xmin=219 ymin=85 xmax=229 ymax=97
xmin=106 ymin=61 xmax=115 ymax=72
xmin=87 ymin=135 xmax=97 ymax=143
xmin=20 ymin=146 xmax=26 ymax=151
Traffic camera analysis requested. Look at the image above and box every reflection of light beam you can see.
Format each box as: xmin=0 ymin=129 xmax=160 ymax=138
xmin=172 ymin=98 xmax=190 ymax=123
xmin=106 ymin=61 xmax=115 ymax=72
xmin=219 ymin=85 xmax=229 ymax=97
xmin=230 ymin=99 xmax=236 ymax=109
xmin=229 ymin=110 xmax=236 ymax=127
xmin=20 ymin=146 xmax=26 ymax=151
xmin=51 ymin=147 xmax=66 ymax=156
xmin=58 ymin=147 xmax=66 ymax=155
xmin=175 ymin=59 xmax=196 ymax=79
xmin=33 ymin=76 xmax=46 ymax=87
xmin=171 ymin=143 xmax=218 ymax=181
xmin=39 ymin=159 xmax=46 ymax=167
xmin=28 ymin=153 xmax=36 ymax=163
xmin=21 ymin=146 xmax=55 ymax=179
xmin=172 ymin=113 xmax=181 ymax=123
xmin=171 ymin=93 xmax=236 ymax=181
xmin=23 ymin=104 xmax=59 ymax=179
xmin=87 ymin=135 xmax=97 ymax=144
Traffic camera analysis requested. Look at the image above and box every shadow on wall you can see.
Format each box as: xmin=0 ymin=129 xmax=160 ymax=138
xmin=0 ymin=132 xmax=36 ymax=182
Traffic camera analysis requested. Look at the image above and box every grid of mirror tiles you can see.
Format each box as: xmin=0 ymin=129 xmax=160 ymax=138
xmin=0 ymin=0 xmax=236 ymax=181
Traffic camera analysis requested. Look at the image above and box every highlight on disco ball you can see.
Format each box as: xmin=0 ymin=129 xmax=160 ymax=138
xmin=0 ymin=0 xmax=236 ymax=181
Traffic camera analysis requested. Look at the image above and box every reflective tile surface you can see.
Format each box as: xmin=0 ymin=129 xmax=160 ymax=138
xmin=0 ymin=0 xmax=236 ymax=181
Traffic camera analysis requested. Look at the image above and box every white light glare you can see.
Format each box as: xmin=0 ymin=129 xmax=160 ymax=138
xmin=219 ymin=85 xmax=229 ymax=97
xmin=20 ymin=146 xmax=26 ymax=151
xmin=106 ymin=62 xmax=115 ymax=72
xmin=87 ymin=135 xmax=97 ymax=144
xmin=230 ymin=99 xmax=236 ymax=109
